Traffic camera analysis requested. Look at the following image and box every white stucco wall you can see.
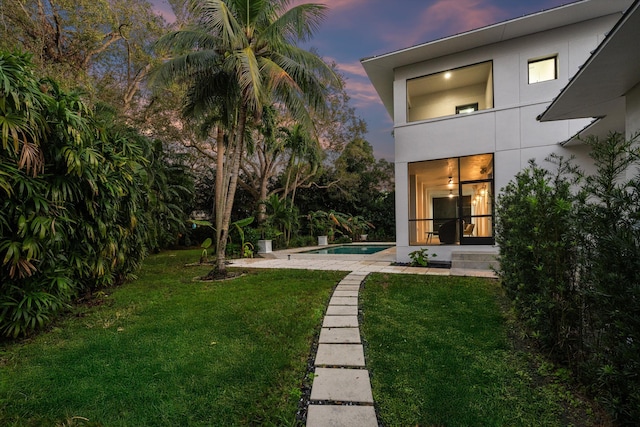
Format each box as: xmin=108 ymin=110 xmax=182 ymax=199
xmin=627 ymin=82 xmax=640 ymax=139
xmin=392 ymin=14 xmax=618 ymax=263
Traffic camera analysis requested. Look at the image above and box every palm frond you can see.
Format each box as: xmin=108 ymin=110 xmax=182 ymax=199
xmin=192 ymin=0 xmax=245 ymax=49
xmin=265 ymin=2 xmax=327 ymax=44
xmin=229 ymin=47 xmax=265 ymax=113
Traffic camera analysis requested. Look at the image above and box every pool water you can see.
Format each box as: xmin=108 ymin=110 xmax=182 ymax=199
xmin=303 ymin=244 xmax=393 ymax=255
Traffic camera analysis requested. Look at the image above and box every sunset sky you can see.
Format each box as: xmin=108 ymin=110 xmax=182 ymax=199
xmin=152 ymin=0 xmax=574 ymax=160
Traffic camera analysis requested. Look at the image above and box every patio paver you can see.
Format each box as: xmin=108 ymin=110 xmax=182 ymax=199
xmin=329 ymin=296 xmax=358 ymax=306
xmin=315 ymin=344 xmax=365 ymax=367
xmin=318 ymin=327 xmax=361 ymax=344
xmin=326 ymin=305 xmax=358 ymax=316
xmin=322 ymin=315 xmax=358 ymax=328
xmin=306 ymin=405 xmax=377 ymax=427
xmin=310 ymin=368 xmax=374 ymax=403
xmin=332 ymin=290 xmax=359 ymax=297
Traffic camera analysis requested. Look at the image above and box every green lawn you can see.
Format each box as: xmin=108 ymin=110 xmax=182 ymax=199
xmin=360 ymin=273 xmax=603 ymax=427
xmin=0 ymin=250 xmax=344 ymax=426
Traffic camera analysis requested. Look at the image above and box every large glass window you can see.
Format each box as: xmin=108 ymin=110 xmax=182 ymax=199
xmin=408 ymin=154 xmax=494 ymax=245
xmin=407 ymin=61 xmax=493 ymax=122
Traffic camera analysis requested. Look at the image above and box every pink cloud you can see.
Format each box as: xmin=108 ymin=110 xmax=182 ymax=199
xmin=343 ymin=79 xmax=383 ymax=109
xmin=381 ymin=0 xmax=507 ymax=49
xmin=324 ymin=58 xmax=368 ymax=78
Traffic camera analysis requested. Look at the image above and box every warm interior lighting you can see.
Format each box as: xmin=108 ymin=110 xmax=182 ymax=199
xmin=444 ymin=71 xmax=451 ymax=79
xmin=448 ymin=176 xmax=453 ymax=187
xmin=448 ymin=190 xmax=453 ymax=198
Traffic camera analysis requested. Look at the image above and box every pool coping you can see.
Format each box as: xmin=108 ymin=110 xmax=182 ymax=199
xmin=262 ymin=243 xmax=397 ymax=262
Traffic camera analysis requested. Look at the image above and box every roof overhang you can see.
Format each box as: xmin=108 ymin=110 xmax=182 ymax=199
xmin=539 ymin=0 xmax=640 ymax=122
xmin=361 ymin=0 xmax=632 ymax=119
xmin=559 ymin=98 xmax=626 ymax=146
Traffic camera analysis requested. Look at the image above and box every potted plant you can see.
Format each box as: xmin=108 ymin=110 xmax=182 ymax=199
xmin=307 ymin=210 xmax=330 ymax=245
xmin=307 ymin=210 xmax=351 ymax=245
xmin=348 ymin=215 xmax=374 ymax=241
xmin=258 ymin=225 xmax=280 ymax=253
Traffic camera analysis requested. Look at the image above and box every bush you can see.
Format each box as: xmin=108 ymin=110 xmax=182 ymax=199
xmin=0 ymin=52 xmax=192 ymax=338
xmin=496 ymin=133 xmax=640 ymax=423
xmin=495 ymin=156 xmax=582 ymax=356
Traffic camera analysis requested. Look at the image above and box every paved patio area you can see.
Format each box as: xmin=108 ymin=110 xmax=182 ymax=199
xmin=229 ymin=244 xmax=497 ymax=278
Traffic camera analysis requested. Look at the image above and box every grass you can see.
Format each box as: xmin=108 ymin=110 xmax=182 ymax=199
xmin=360 ymin=273 xmax=606 ymax=427
xmin=0 ymin=249 xmax=344 ymax=426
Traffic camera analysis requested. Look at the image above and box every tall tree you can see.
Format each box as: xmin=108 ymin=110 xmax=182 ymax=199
xmin=0 ymin=0 xmax=168 ymax=117
xmin=154 ymin=0 xmax=339 ymax=277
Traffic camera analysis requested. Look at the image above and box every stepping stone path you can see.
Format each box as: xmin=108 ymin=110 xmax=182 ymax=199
xmin=306 ymin=271 xmax=378 ymax=427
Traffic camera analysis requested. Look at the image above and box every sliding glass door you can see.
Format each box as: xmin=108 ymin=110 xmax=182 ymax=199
xmin=409 ymin=153 xmax=494 ymax=245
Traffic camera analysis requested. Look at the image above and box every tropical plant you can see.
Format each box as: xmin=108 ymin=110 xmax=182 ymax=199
xmin=153 ymin=0 xmax=339 ymax=278
xmin=347 ymin=215 xmax=374 ymax=241
xmin=408 ymin=248 xmax=436 ymax=267
xmin=261 ymin=194 xmax=297 ymax=246
xmin=0 ymin=51 xmax=192 ymax=338
xmin=306 ymin=209 xmax=350 ymax=241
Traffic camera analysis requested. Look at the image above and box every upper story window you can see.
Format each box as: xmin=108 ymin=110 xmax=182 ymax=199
xmin=407 ymin=61 xmax=493 ymax=122
xmin=528 ymin=56 xmax=557 ymax=84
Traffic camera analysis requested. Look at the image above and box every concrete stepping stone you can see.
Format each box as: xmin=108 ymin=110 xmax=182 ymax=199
xmin=315 ymin=344 xmax=365 ymax=367
xmin=339 ymin=279 xmax=363 ymax=285
xmin=333 ymin=290 xmax=359 ymax=297
xmin=319 ymin=327 xmax=361 ymax=344
xmin=306 ymin=405 xmax=377 ymax=427
xmin=326 ymin=305 xmax=357 ymax=316
xmin=329 ymin=296 xmax=358 ymax=306
xmin=323 ymin=315 xmax=358 ymax=328
xmin=310 ymin=368 xmax=374 ymax=403
xmin=335 ymin=285 xmax=360 ymax=291
xmin=345 ymin=271 xmax=367 ymax=280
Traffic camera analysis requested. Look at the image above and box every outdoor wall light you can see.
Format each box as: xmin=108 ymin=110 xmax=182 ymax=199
xmin=448 ymin=189 xmax=454 ymax=198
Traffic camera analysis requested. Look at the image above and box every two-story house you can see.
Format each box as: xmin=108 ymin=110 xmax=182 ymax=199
xmin=361 ymin=0 xmax=635 ymax=265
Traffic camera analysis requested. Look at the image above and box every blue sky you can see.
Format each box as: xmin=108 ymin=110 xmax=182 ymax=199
xmin=153 ymin=0 xmax=572 ymax=160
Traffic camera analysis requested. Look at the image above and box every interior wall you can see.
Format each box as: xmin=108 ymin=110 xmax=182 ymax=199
xmin=408 ymin=83 xmax=487 ymax=122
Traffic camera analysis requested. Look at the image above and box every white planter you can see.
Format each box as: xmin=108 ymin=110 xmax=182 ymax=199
xmin=317 ymin=235 xmax=328 ymax=246
xmin=257 ymin=239 xmax=272 ymax=253
xmin=360 ymin=234 xmax=368 ymax=241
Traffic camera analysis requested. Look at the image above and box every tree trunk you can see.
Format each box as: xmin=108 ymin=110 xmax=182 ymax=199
xmin=214 ymin=125 xmax=225 ymax=272
xmin=209 ymin=107 xmax=247 ymax=278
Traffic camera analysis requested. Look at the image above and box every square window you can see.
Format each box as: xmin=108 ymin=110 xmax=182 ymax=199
xmin=528 ymin=56 xmax=557 ymax=84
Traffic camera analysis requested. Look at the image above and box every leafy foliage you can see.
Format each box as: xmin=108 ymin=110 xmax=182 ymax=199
xmin=495 ymin=133 xmax=640 ymax=423
xmin=495 ymin=156 xmax=581 ymax=354
xmin=0 ymin=52 xmax=192 ymax=338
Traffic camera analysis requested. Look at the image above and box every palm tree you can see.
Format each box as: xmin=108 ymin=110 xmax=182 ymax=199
xmin=154 ymin=0 xmax=338 ymax=277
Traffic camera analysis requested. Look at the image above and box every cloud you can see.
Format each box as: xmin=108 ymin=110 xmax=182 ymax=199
xmin=344 ymin=79 xmax=383 ymax=109
xmin=324 ymin=58 xmax=367 ymax=78
xmin=380 ymin=0 xmax=507 ymax=50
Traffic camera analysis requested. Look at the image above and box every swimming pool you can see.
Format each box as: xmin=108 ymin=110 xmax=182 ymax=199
xmin=303 ymin=244 xmax=393 ymax=255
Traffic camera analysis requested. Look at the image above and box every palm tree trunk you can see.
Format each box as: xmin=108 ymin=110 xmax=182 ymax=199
xmin=212 ymin=106 xmax=247 ymax=277
xmin=214 ymin=125 xmax=225 ymax=267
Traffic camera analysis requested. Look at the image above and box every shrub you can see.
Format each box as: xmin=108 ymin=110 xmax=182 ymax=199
xmin=495 ymin=156 xmax=582 ymax=356
xmin=575 ymin=133 xmax=640 ymax=423
xmin=0 ymin=51 xmax=192 ymax=338
xmin=496 ymin=133 xmax=640 ymax=423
